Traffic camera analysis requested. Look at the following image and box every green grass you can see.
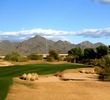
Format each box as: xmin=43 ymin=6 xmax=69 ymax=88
xmin=0 ymin=77 xmax=12 ymax=100
xmin=0 ymin=63 xmax=87 ymax=100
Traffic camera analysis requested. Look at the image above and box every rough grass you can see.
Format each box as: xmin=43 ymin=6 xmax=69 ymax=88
xmin=0 ymin=63 xmax=87 ymax=100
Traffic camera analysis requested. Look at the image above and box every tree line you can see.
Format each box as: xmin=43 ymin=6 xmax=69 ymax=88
xmin=3 ymin=45 xmax=109 ymax=63
xmin=67 ymin=45 xmax=109 ymax=64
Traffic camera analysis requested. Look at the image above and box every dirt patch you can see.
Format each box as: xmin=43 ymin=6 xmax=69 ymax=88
xmin=5 ymin=67 xmax=110 ymax=100
xmin=0 ymin=60 xmax=85 ymax=66
xmin=6 ymin=77 xmax=110 ymax=100
xmin=10 ymin=60 xmax=72 ymax=66
xmin=0 ymin=61 xmax=13 ymax=67
xmin=63 ymin=67 xmax=95 ymax=73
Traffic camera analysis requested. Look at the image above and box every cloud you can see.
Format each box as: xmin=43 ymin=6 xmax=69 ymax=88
xmin=90 ymin=0 xmax=110 ymax=4
xmin=43 ymin=35 xmax=69 ymax=42
xmin=0 ymin=27 xmax=110 ymax=42
xmin=91 ymin=0 xmax=96 ymax=2
xmin=101 ymin=0 xmax=110 ymax=4
xmin=78 ymin=27 xmax=110 ymax=37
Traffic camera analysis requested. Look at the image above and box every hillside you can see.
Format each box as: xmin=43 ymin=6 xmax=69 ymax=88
xmin=0 ymin=35 xmax=105 ymax=55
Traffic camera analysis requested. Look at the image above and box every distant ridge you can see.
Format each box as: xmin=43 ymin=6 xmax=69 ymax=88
xmin=0 ymin=35 xmax=106 ymax=55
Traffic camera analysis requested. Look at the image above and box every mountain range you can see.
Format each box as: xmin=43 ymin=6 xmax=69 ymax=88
xmin=0 ymin=35 xmax=105 ymax=55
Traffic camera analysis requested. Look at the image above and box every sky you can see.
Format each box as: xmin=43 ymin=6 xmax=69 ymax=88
xmin=0 ymin=0 xmax=110 ymax=45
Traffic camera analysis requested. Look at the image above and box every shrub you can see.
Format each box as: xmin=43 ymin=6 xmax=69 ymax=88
xmin=95 ymin=55 xmax=110 ymax=81
xmin=94 ymin=66 xmax=102 ymax=74
xmin=27 ymin=53 xmax=43 ymax=60
xmin=93 ymin=58 xmax=99 ymax=66
xmin=4 ymin=51 xmax=21 ymax=62
xmin=65 ymin=56 xmax=72 ymax=62
xmin=46 ymin=56 xmax=55 ymax=62
xmin=49 ymin=49 xmax=59 ymax=61
xmin=19 ymin=57 xmax=28 ymax=62
xmin=81 ymin=58 xmax=92 ymax=65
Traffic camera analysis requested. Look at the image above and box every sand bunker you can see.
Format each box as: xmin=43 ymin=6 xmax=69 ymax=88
xmin=0 ymin=61 xmax=13 ymax=66
xmin=6 ymin=72 xmax=110 ymax=100
xmin=36 ymin=73 xmax=98 ymax=82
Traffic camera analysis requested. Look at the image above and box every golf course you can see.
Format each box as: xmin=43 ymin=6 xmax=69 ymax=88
xmin=0 ymin=62 xmax=87 ymax=100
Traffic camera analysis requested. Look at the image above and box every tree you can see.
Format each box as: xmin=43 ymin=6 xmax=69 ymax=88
xmin=96 ymin=45 xmax=108 ymax=58
xmin=4 ymin=51 xmax=21 ymax=62
xmin=108 ymin=45 xmax=110 ymax=50
xmin=68 ymin=48 xmax=82 ymax=63
xmin=108 ymin=45 xmax=110 ymax=54
xmin=84 ymin=48 xmax=96 ymax=59
xmin=48 ymin=49 xmax=59 ymax=61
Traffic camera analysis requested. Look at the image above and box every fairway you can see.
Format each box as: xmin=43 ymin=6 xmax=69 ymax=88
xmin=0 ymin=63 xmax=87 ymax=77
xmin=0 ymin=63 xmax=87 ymax=100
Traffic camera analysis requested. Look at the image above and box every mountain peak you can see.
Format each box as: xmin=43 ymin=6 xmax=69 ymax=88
xmin=34 ymin=35 xmax=44 ymax=38
xmin=80 ymin=41 xmax=92 ymax=44
xmin=2 ymin=40 xmax=11 ymax=43
xmin=0 ymin=35 xmax=106 ymax=55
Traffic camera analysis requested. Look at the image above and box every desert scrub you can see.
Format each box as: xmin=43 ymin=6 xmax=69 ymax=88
xmin=95 ymin=56 xmax=110 ymax=81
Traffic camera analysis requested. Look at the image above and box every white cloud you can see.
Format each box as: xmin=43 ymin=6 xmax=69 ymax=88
xmin=101 ymin=0 xmax=110 ymax=4
xmin=78 ymin=27 xmax=110 ymax=37
xmin=43 ymin=35 xmax=69 ymax=41
xmin=90 ymin=0 xmax=110 ymax=4
xmin=2 ymin=32 xmax=18 ymax=36
xmin=0 ymin=27 xmax=110 ymax=42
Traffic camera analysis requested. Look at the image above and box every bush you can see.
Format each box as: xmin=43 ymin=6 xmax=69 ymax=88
xmin=46 ymin=56 xmax=55 ymax=62
xmin=81 ymin=58 xmax=93 ymax=65
xmin=66 ymin=56 xmax=80 ymax=63
xmin=19 ymin=57 xmax=28 ymax=62
xmin=49 ymin=49 xmax=59 ymax=61
xmin=65 ymin=56 xmax=73 ymax=62
xmin=94 ymin=66 xmax=102 ymax=74
xmin=4 ymin=51 xmax=21 ymax=62
xmin=95 ymin=55 xmax=110 ymax=81
xmin=93 ymin=58 xmax=99 ymax=66
xmin=27 ymin=53 xmax=43 ymax=60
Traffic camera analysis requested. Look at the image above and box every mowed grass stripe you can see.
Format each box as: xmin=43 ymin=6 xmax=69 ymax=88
xmin=0 ymin=64 xmax=87 ymax=77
